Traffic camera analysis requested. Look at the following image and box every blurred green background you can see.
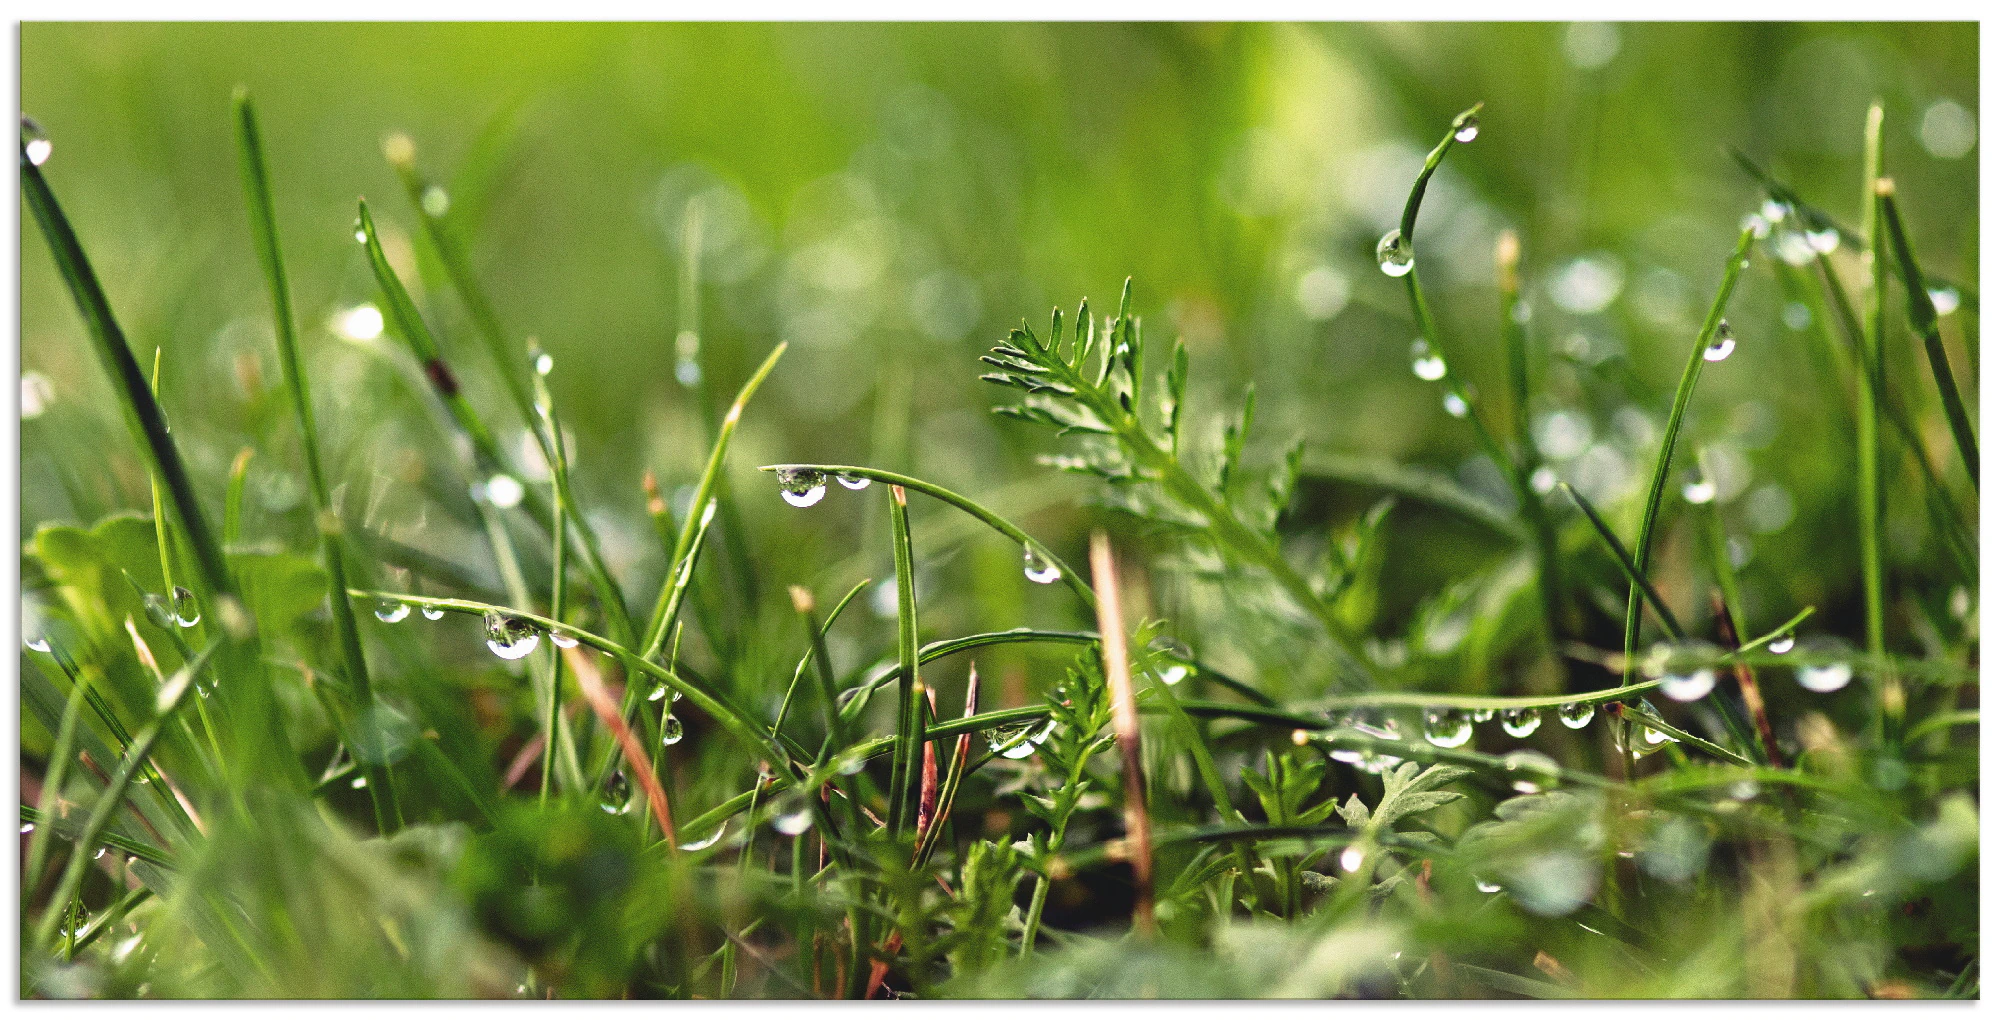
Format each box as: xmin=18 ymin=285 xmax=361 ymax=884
xmin=21 ymin=22 xmax=1978 ymax=696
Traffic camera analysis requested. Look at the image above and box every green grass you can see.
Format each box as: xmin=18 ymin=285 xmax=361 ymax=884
xmin=17 ymin=32 xmax=1979 ymax=1002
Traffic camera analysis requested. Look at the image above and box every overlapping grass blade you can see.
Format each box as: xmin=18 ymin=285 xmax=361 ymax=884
xmin=1876 ymin=181 xmax=1978 ymax=488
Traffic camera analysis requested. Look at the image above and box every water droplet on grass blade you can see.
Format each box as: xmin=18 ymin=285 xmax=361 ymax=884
xmin=1703 ymin=321 xmax=1736 ymax=362
xmin=1339 ymin=845 xmax=1365 ymax=872
xmin=675 ymin=358 xmax=702 ymax=386
xmin=1410 ymin=339 xmax=1447 ymax=381
xmin=549 ymin=631 xmax=578 ymax=649
xmin=353 ymin=219 xmax=368 ymax=244
xmin=1681 ymin=476 xmax=1716 ymax=504
xmin=1023 ymin=546 xmax=1061 ymax=584
xmin=22 ymin=116 xmax=52 ymax=166
xmin=1557 ymin=702 xmax=1595 ymax=729
xmin=1661 ymin=669 xmax=1716 ymax=702
xmin=1158 ymin=665 xmax=1189 ymax=685
xmin=421 ymin=606 xmax=445 ymax=621
xmin=483 ymin=473 xmax=525 ymax=509
xmin=1423 ymin=709 xmax=1472 ymax=748
xmin=1767 ymin=631 xmax=1795 ymax=654
xmin=1442 ymin=392 xmax=1469 ymax=418
xmin=20 ymin=822 xmax=34 ymax=834
xmin=533 ymin=352 xmax=554 ymax=376
xmin=1475 ymin=879 xmax=1502 ymax=894
xmin=1797 ymin=661 xmax=1853 ymax=693
xmin=483 ymin=611 xmax=541 ymax=660
xmin=776 ymin=468 xmax=826 ymax=507
xmin=374 ymin=599 xmax=410 ymax=624
xmin=144 ymin=593 xmax=175 ymax=630
xmin=1760 ymin=198 xmax=1787 ymax=223
xmin=351 ymin=775 xmax=368 ymax=789
xmin=1500 ymin=708 xmax=1542 ymax=738
xmin=1928 ymin=287 xmax=1961 ymax=316
xmin=1376 ymin=229 xmax=1414 ymax=277
xmin=660 ymin=714 xmax=684 ymax=746
xmin=601 ymin=770 xmax=630 ymax=814
xmin=1805 ymin=228 xmax=1840 ymax=254
xmin=835 ymin=472 xmax=872 ymax=490
xmin=679 ymin=824 xmax=725 ymax=852
xmin=647 ymin=685 xmax=667 ymax=702
xmin=25 ymin=634 xmax=50 ymax=653
xmin=1453 ymin=116 xmax=1480 ymax=143
xmin=772 ymin=800 xmax=813 ymax=836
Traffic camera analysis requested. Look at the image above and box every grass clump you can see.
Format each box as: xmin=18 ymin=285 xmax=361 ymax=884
xmin=17 ymin=78 xmax=1977 ymax=1002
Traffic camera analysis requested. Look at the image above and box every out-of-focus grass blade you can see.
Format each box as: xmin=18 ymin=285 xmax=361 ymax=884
xmin=237 ymin=91 xmax=398 ymax=831
xmin=1557 ymin=483 xmax=1684 ymax=640
xmin=886 ymin=485 xmax=923 ymax=838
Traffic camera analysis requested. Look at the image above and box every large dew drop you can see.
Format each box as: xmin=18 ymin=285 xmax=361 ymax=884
xmin=772 ymin=801 xmax=813 ymax=836
xmin=1703 ymin=320 xmax=1736 ymax=362
xmin=144 ymin=593 xmax=176 ymax=630
xmin=1453 ymin=115 xmax=1480 ymax=143
xmin=660 ymin=714 xmax=684 ymax=746
xmin=1422 ymin=709 xmax=1473 ymax=748
xmin=1661 ymin=668 xmax=1716 ymax=702
xmin=776 ymin=468 xmax=826 ymax=508
xmin=374 ymin=599 xmax=410 ymax=624
xmin=170 ymin=586 xmax=201 ymax=628
xmin=1767 ymin=630 xmax=1796 ymax=655
xmin=1557 ymin=701 xmax=1595 ymax=729
xmin=1410 ymin=339 xmax=1447 ymax=381
xmin=1023 ymin=546 xmax=1061 ymax=584
xmin=1500 ymin=708 xmax=1542 ymax=738
xmin=835 ymin=472 xmax=872 ymax=490
xmin=1928 ymin=287 xmax=1962 ymax=316
xmin=1797 ymin=661 xmax=1853 ymax=693
xmin=678 ymin=824 xmax=725 ymax=852
xmin=483 ymin=611 xmax=541 ymax=661
xmin=600 ymin=770 xmax=630 ymax=814
xmin=1681 ymin=476 xmax=1717 ymax=504
xmin=1375 ymin=229 xmax=1415 ymax=278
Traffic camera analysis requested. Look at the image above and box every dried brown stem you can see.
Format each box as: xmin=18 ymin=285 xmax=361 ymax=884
xmin=1088 ymin=530 xmax=1156 ymax=938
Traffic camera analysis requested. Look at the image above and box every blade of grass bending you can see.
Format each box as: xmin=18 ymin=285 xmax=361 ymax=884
xmin=886 ymin=486 xmax=924 ymax=838
xmin=640 ymin=342 xmax=788 ymax=659
xmin=32 ymin=643 xmax=217 ymax=953
xmin=1088 ymin=531 xmax=1156 ymax=937
xmin=1876 ymin=180 xmax=1978 ymax=488
xmin=23 ymin=133 xmax=298 ymax=792
xmin=237 ymin=93 xmax=397 ymax=830
xmin=36 ymin=648 xmax=198 ymax=842
xmin=1557 ymin=483 xmax=1684 ymax=639
xmin=1856 ymin=102 xmax=1895 ymax=734
xmin=1619 ymin=224 xmax=1758 ymax=685
xmin=386 ymin=138 xmax=639 ymax=644
xmin=760 ymin=463 xmax=1094 ymax=607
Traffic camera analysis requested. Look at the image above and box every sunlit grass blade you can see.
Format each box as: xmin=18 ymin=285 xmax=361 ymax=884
xmin=1876 ymin=180 xmax=1977 ymax=489
xmin=1088 ymin=531 xmax=1156 ymax=937
xmin=1619 ymin=223 xmax=1758 ymax=683
xmin=236 ymin=91 xmax=397 ymax=830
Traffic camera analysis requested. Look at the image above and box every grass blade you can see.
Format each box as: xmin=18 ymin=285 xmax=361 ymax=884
xmin=1087 ymin=530 xmax=1156 ymax=937
xmin=1556 ymin=482 xmax=1684 ymax=639
xmin=1619 ymin=223 xmax=1758 ymax=683
xmin=886 ymin=485 xmax=923 ymax=838
xmin=1855 ymin=101 xmax=1895 ymax=732
xmin=236 ymin=91 xmax=397 ymax=830
xmin=1876 ymin=180 xmax=1978 ymax=488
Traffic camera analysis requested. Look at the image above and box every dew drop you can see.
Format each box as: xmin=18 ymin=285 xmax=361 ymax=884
xmin=1158 ymin=665 xmax=1189 ymax=686
xmin=93 ymin=846 xmax=107 ymax=860
xmin=1023 ymin=546 xmax=1061 ymax=584
xmin=1661 ymin=668 xmax=1716 ymax=702
xmin=1422 ymin=708 xmax=1473 ymax=748
xmin=533 ymin=352 xmax=554 ymax=376
xmin=484 ymin=473 xmax=525 ymax=509
xmin=647 ymin=685 xmax=667 ymax=702
xmin=1500 ymin=708 xmax=1542 ymax=738
xmin=1339 ymin=845 xmax=1365 ymax=873
xmin=835 ymin=472 xmax=872 ymax=490
xmin=421 ymin=605 xmax=446 ymax=621
xmin=1703 ymin=321 xmax=1736 ymax=362
xmin=1375 ymin=229 xmax=1415 ymax=278
xmin=675 ymin=358 xmax=702 ymax=387
xmin=1557 ymin=702 xmax=1595 ymax=729
xmin=420 ymin=185 xmax=451 ymax=218
xmin=20 ymin=822 xmax=34 ymax=834
xmin=22 ymin=116 xmax=52 ymax=167
xmin=1805 ymin=228 xmax=1840 ymax=254
xmin=549 ymin=631 xmax=578 ymax=649
xmin=776 ymin=467 xmax=826 ymax=508
xmin=1443 ymin=392 xmax=1469 ymax=418
xmin=483 ymin=611 xmax=541 ymax=661
xmin=1453 ymin=116 xmax=1480 ymax=143
xmin=1475 ymin=879 xmax=1502 ymax=894
xmin=1410 ymin=339 xmax=1447 ymax=381
xmin=25 ymin=634 xmax=50 ymax=653
xmin=351 ymin=775 xmax=368 ymax=789
xmin=772 ymin=800 xmax=813 ymax=836
xmin=374 ymin=599 xmax=411 ymax=624
xmin=600 ymin=770 xmax=630 ymax=814
xmin=1928 ymin=286 xmax=1961 ymax=316
xmin=1759 ymin=198 xmax=1788 ymax=223
xmin=1767 ymin=631 xmax=1795 ymax=655
xmin=1797 ymin=661 xmax=1853 ymax=693
xmin=660 ymin=714 xmax=684 ymax=746
xmin=1470 ymin=708 xmax=1495 ymax=723
xmin=1681 ymin=476 xmax=1717 ymax=504
xmin=353 ymin=219 xmax=368 ymax=244
xmin=1529 ymin=466 xmax=1558 ymax=494
xmin=679 ymin=824 xmax=725 ymax=852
